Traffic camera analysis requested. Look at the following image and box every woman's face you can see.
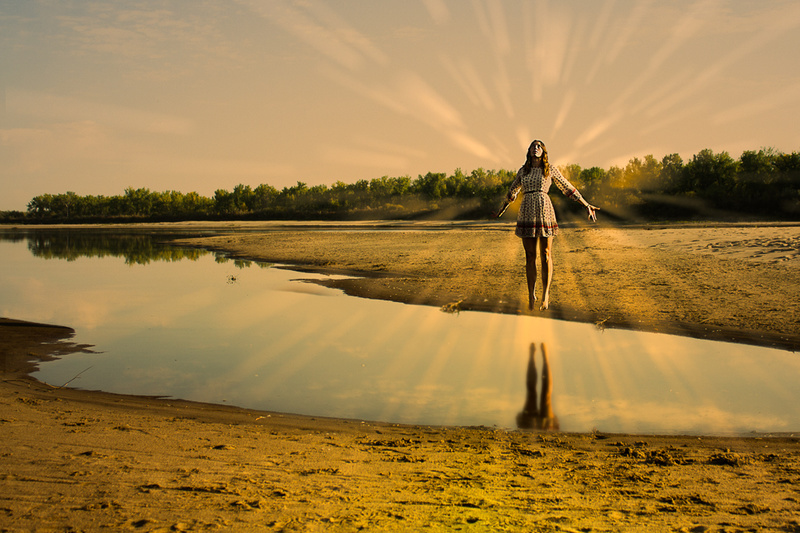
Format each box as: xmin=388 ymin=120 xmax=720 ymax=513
xmin=530 ymin=142 xmax=544 ymax=158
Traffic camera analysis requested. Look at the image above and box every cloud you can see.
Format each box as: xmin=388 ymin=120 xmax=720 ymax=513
xmin=44 ymin=3 xmax=242 ymax=77
xmin=641 ymin=2 xmax=800 ymax=119
xmin=585 ymin=0 xmax=652 ymax=83
xmin=472 ymin=0 xmax=511 ymax=56
xmin=713 ymin=81 xmax=800 ymax=124
xmin=1 ymin=122 xmax=116 ymax=176
xmin=320 ymin=145 xmax=411 ymax=170
xmin=524 ymin=2 xmax=576 ymax=102
xmin=235 ymin=0 xmax=387 ymax=71
xmin=447 ymin=130 xmax=497 ymax=162
xmin=398 ymin=72 xmax=464 ymax=129
xmin=421 ymin=0 xmax=450 ymax=25
xmin=573 ymin=112 xmax=622 ymax=148
xmin=6 ymin=89 xmax=192 ymax=134
xmin=439 ymin=54 xmax=496 ymax=111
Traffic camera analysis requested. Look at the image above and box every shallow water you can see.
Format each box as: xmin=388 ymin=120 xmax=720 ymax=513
xmin=1 ymin=229 xmax=798 ymax=436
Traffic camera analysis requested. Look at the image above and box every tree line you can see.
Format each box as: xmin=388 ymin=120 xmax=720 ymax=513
xmin=3 ymin=147 xmax=798 ymax=223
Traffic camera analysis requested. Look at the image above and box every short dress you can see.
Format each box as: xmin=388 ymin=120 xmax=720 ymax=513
xmin=507 ymin=165 xmax=584 ymax=238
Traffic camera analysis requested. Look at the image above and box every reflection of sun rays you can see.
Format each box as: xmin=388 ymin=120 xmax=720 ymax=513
xmin=384 ymin=315 xmax=462 ymax=423
xmin=207 ymin=287 xmax=374 ymax=398
xmin=202 ymin=308 xmax=331 ymax=398
xmin=549 ymin=221 xmax=798 ymax=434
xmin=254 ymin=308 xmax=373 ymax=392
xmin=562 ymin=310 xmax=800 ymax=433
xmin=372 ymin=316 xmax=445 ymax=421
xmin=438 ymin=311 xmax=517 ymax=424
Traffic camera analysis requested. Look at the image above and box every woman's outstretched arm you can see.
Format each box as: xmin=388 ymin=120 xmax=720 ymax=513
xmin=552 ymin=167 xmax=599 ymax=221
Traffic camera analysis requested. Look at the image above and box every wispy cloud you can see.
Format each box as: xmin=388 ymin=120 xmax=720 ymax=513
xmin=421 ymin=0 xmax=450 ymax=25
xmin=585 ymin=0 xmax=652 ymax=83
xmin=439 ymin=53 xmax=496 ymax=111
xmin=38 ymin=1 xmax=242 ymax=79
xmin=7 ymin=89 xmax=192 ymax=134
xmin=235 ymin=0 xmax=386 ymax=71
xmin=523 ymin=1 xmax=575 ymax=103
xmin=641 ymin=2 xmax=800 ymax=119
xmin=609 ymin=0 xmax=719 ymax=111
xmin=713 ymin=81 xmax=800 ymax=125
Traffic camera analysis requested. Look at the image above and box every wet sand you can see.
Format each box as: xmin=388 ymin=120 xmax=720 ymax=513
xmin=2 ymin=221 xmax=800 ymax=531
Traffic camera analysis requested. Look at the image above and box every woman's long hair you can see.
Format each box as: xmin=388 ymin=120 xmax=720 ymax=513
xmin=523 ymin=140 xmax=550 ymax=177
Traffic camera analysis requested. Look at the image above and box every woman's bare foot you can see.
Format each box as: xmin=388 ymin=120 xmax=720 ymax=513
xmin=528 ymin=289 xmax=537 ymax=311
xmin=539 ymin=293 xmax=550 ymax=311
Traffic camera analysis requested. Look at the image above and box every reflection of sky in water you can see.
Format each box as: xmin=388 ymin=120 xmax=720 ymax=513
xmin=2 ymin=236 xmax=799 ymax=436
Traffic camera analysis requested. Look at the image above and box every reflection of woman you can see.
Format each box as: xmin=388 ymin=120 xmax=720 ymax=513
xmin=516 ymin=343 xmax=559 ymax=431
xmin=507 ymin=140 xmax=598 ymax=310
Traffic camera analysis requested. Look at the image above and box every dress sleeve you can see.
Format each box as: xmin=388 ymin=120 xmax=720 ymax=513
xmin=507 ymin=167 xmax=523 ymax=199
xmin=551 ymin=167 xmax=584 ymax=203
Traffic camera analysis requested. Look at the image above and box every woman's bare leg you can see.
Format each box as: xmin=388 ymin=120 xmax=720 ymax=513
xmin=522 ymin=237 xmax=538 ymax=311
xmin=539 ymin=236 xmax=553 ymax=310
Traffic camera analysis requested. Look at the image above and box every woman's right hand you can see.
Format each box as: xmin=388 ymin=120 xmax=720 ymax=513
xmin=586 ymin=204 xmax=599 ymax=222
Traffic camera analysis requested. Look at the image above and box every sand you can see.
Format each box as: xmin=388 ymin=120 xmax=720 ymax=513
xmin=2 ymin=221 xmax=800 ymax=531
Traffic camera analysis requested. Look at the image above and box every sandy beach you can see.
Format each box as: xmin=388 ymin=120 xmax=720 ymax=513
xmin=2 ymin=221 xmax=800 ymax=531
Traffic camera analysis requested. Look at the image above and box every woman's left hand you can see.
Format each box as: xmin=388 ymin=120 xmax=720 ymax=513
xmin=586 ymin=204 xmax=599 ymax=222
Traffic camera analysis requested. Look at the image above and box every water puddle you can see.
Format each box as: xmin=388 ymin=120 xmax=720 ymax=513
xmin=1 ymin=229 xmax=798 ymax=436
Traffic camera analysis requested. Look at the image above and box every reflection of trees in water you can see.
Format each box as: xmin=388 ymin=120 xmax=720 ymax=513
xmin=517 ymin=342 xmax=559 ymax=431
xmin=19 ymin=231 xmax=207 ymax=264
xmin=2 ymin=230 xmax=269 ymax=269
xmin=215 ymin=255 xmax=264 ymax=270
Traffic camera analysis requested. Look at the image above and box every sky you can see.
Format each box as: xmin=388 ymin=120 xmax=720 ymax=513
xmin=2 ymin=0 xmax=800 ymax=211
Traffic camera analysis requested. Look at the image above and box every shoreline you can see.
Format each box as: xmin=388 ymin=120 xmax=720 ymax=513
xmin=168 ymin=222 xmax=800 ymax=352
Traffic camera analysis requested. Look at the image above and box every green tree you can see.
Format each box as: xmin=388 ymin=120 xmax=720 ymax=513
xmin=579 ymin=167 xmax=606 ymax=188
xmin=659 ymin=153 xmax=684 ymax=193
xmin=27 ymin=194 xmax=55 ymax=218
xmin=740 ymin=148 xmax=778 ymax=181
xmin=413 ymin=172 xmax=447 ymax=199
xmin=681 ymin=149 xmax=738 ymax=197
xmin=214 ymin=189 xmax=234 ymax=215
xmin=561 ymin=163 xmax=582 ymax=184
xmin=124 ymin=187 xmax=154 ymax=216
xmin=638 ymin=155 xmax=663 ymax=192
xmin=252 ymin=184 xmax=279 ymax=212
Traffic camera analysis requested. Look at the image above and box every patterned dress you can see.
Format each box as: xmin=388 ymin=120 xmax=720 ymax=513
xmin=507 ymin=165 xmax=584 ymax=238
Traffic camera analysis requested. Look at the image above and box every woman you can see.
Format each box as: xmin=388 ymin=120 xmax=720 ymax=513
xmin=506 ymin=140 xmax=598 ymax=311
